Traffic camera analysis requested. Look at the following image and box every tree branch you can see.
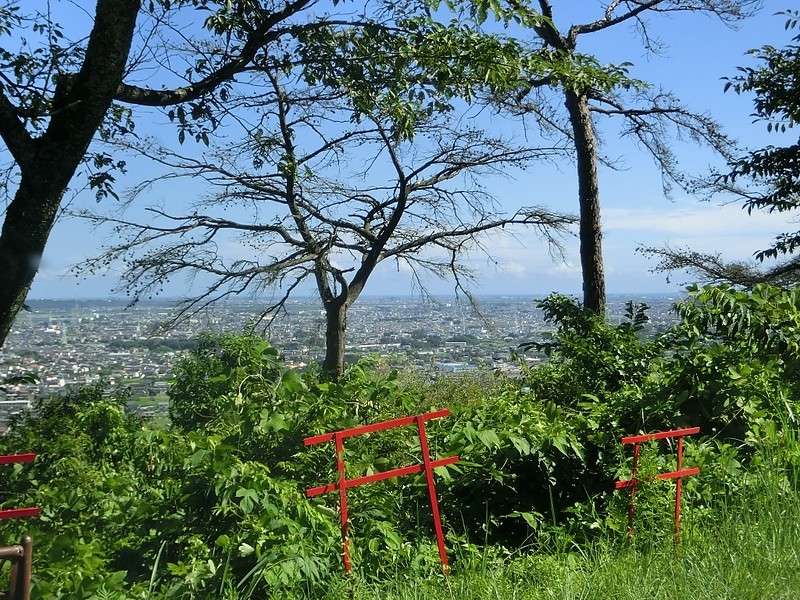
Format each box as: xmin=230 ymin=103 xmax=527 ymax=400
xmin=567 ymin=0 xmax=662 ymax=44
xmin=112 ymin=0 xmax=315 ymax=107
xmin=0 ymin=89 xmax=34 ymax=169
xmin=639 ymin=244 xmax=800 ymax=290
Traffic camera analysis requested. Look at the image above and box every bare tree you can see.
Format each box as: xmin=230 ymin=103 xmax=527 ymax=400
xmin=78 ymin=72 xmax=575 ymax=377
xmin=0 ymin=0 xmax=562 ymax=348
xmin=481 ymin=0 xmax=760 ymax=312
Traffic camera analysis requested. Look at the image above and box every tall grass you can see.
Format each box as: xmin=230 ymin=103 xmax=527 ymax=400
xmin=344 ymin=452 xmax=800 ymax=600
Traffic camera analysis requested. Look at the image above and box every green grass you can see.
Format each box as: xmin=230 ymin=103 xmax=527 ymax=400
xmin=344 ymin=484 xmax=800 ymax=600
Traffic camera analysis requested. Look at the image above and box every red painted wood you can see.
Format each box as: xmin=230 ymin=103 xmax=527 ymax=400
xmin=621 ymin=427 xmax=701 ymax=445
xmin=659 ymin=467 xmax=700 ymax=481
xmin=335 ymin=433 xmax=351 ymax=572
xmin=0 ymin=453 xmax=39 ymax=522
xmin=615 ymin=468 xmax=701 ymax=489
xmin=304 ymin=409 xmax=451 ymax=446
xmin=306 ymin=456 xmax=460 ymax=498
xmin=675 ymin=436 xmax=684 ymax=545
xmin=417 ymin=417 xmax=449 ymax=571
xmin=304 ymin=410 xmax=458 ymax=573
xmin=616 ymin=427 xmax=700 ymax=545
xmin=0 ymin=453 xmax=35 ymax=465
xmin=0 ymin=508 xmax=39 ymax=520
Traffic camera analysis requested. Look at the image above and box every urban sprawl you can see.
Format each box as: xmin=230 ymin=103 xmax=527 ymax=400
xmin=0 ymin=294 xmax=681 ymax=423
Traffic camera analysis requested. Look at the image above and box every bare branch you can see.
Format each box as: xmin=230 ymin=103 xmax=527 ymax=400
xmin=85 ymin=66 xmax=575 ymax=375
xmin=567 ymin=1 xmax=662 ymax=44
xmin=639 ymin=244 xmax=800 ymax=289
xmin=588 ymin=88 xmax=735 ymax=194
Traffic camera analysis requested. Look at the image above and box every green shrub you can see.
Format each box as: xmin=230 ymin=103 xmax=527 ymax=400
xmin=2 ymin=285 xmax=800 ymax=597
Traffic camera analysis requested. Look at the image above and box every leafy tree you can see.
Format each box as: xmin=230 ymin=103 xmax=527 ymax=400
xmin=79 ymin=66 xmax=576 ymax=378
xmin=719 ymin=7 xmax=800 ymax=264
xmin=69 ymin=0 xmax=645 ymax=378
xmin=0 ymin=0 xmax=572 ymax=350
xmin=0 ymin=0 xmax=365 ymax=348
xmin=659 ymin=284 xmax=800 ymax=445
xmin=0 ymin=0 xmax=137 ymax=347
xmin=469 ymin=0 xmax=756 ymax=312
xmin=643 ymin=10 xmax=800 ymax=288
xmin=168 ymin=332 xmax=308 ymax=455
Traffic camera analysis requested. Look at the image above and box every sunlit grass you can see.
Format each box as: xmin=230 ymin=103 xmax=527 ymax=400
xmin=343 ymin=482 xmax=800 ymax=600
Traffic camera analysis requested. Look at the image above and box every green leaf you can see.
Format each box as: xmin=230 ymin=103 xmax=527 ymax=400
xmin=550 ymin=435 xmax=569 ymax=456
xmin=261 ymin=411 xmax=288 ymax=433
xmin=509 ymin=510 xmax=541 ymax=529
xmin=476 ymin=429 xmax=502 ymax=449
xmin=508 ymin=434 xmax=531 ymax=455
xmin=236 ymin=487 xmax=259 ymax=514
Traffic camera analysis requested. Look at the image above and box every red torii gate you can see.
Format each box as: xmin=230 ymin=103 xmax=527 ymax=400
xmin=615 ymin=427 xmax=700 ymax=544
xmin=0 ymin=453 xmax=39 ymax=520
xmin=0 ymin=452 xmax=38 ymax=600
xmin=304 ymin=409 xmax=459 ymax=572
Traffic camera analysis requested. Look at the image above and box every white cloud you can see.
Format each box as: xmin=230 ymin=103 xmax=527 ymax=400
xmin=548 ymin=262 xmax=581 ymax=275
xmin=503 ymin=262 xmax=528 ymax=277
xmin=30 ymin=196 xmax=800 ymax=299
xmin=600 ymin=202 xmax=800 ymax=265
xmin=604 ymin=203 xmax=796 ymax=238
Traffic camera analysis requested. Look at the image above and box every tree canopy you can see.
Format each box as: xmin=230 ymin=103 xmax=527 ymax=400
xmin=0 ymin=0 xmax=631 ymax=351
xmin=0 ymin=0 xmax=353 ymax=346
xmin=477 ymin=0 xmax=757 ymax=312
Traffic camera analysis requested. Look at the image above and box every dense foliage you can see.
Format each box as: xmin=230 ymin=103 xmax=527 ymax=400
xmin=0 ymin=285 xmax=798 ymax=598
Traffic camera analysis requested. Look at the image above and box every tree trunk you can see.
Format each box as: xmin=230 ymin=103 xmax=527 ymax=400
xmin=322 ymin=299 xmax=348 ymax=379
xmin=0 ymin=0 xmax=140 ymax=347
xmin=0 ymin=174 xmax=69 ymax=345
xmin=565 ymin=89 xmax=605 ymax=314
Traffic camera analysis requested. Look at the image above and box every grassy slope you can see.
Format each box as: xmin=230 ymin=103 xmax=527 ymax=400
xmin=349 ymin=485 xmax=800 ymax=600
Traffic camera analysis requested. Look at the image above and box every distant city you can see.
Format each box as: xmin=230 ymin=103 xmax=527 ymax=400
xmin=0 ymin=293 xmax=684 ymax=422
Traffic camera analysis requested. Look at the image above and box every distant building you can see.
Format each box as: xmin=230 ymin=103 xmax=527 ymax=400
xmin=434 ymin=361 xmax=477 ymax=373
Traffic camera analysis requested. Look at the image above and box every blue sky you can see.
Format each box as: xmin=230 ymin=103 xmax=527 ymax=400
xmin=25 ymin=2 xmax=799 ymax=300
